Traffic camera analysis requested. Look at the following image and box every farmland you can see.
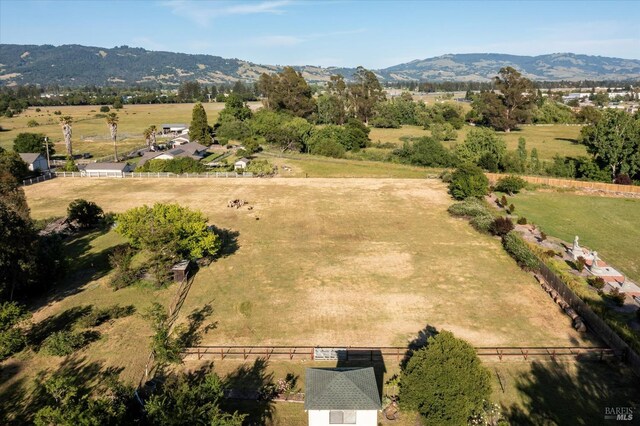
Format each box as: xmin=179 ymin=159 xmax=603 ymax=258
xmin=1 ymin=176 xmax=637 ymax=424
xmin=0 ymin=103 xmax=586 ymax=162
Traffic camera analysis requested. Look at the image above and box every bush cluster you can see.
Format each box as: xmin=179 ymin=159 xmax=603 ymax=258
xmin=448 ymin=164 xmax=489 ymax=200
xmin=470 ymin=213 xmax=494 ymax=234
xmin=41 ymin=330 xmax=94 ymax=356
xmin=517 ymin=216 xmax=527 ymax=225
xmin=501 ymin=231 xmax=539 ymax=270
xmin=447 ymin=198 xmax=490 ymax=218
xmin=495 ymin=175 xmax=527 ymax=194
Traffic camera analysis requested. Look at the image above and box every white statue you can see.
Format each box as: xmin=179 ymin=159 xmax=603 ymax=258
xmin=591 ymin=251 xmax=601 ymax=272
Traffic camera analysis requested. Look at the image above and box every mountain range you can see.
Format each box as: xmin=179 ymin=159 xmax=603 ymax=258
xmin=1 ymin=44 xmax=639 ymax=87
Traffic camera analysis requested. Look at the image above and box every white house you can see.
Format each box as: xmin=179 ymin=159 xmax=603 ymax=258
xmin=19 ymin=153 xmax=49 ymax=172
xmin=305 ymin=368 xmax=381 ymax=426
xmin=83 ymin=162 xmax=132 ymax=177
xmin=234 ymin=157 xmax=250 ymax=170
xmin=170 ymin=135 xmax=191 ymax=147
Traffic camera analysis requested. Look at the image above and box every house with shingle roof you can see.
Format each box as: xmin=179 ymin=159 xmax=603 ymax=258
xmin=137 ymin=142 xmax=209 ymax=167
xmin=305 ymin=367 xmax=381 ymax=426
xmin=19 ymin=153 xmax=48 ymax=172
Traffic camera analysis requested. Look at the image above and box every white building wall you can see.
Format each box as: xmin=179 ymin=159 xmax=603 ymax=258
xmin=308 ymin=410 xmax=378 ymax=426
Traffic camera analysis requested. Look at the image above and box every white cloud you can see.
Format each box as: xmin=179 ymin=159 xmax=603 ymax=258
xmin=161 ymin=0 xmax=292 ymax=27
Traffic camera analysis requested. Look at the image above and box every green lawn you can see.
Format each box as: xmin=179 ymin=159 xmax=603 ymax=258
xmin=509 ymin=190 xmax=640 ymax=282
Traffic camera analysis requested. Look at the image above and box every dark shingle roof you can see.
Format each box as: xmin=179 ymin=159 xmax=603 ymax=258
xmin=304 ymin=368 xmax=381 ymax=411
xmin=19 ymin=153 xmax=43 ymax=164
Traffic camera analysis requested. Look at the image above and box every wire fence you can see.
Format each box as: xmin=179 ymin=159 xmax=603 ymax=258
xmin=486 ymin=173 xmax=640 ymax=194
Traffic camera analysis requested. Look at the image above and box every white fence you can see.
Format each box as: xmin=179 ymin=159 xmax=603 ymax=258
xmin=55 ymin=171 xmax=254 ymax=178
xmin=22 ymin=172 xmax=56 ymax=186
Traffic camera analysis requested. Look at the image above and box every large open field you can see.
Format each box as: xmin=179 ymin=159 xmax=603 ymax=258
xmin=24 ymin=177 xmax=591 ymax=348
xmin=507 ymin=189 xmax=640 ymax=283
xmin=0 ymin=102 xmax=260 ymax=157
xmin=4 ymin=177 xmax=637 ymax=424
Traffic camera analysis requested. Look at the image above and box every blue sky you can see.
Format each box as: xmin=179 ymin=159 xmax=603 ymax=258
xmin=1 ymin=0 xmax=639 ymax=68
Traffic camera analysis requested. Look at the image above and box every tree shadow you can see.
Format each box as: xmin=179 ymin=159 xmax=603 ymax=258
xmin=27 ymin=305 xmax=93 ymax=349
xmin=401 ymin=324 xmax=439 ymax=368
xmin=222 ymin=358 xmax=275 ymax=425
xmin=0 ymin=356 xmax=127 ymax=425
xmin=175 ymin=303 xmax=217 ymax=348
xmin=504 ymin=359 xmax=640 ymax=425
xmin=27 ymin=228 xmax=121 ymax=311
xmin=208 ymin=225 xmax=240 ymax=259
xmin=554 ymin=137 xmax=580 ymax=144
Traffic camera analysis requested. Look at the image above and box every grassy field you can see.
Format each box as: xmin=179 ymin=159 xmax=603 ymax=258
xmin=0 ymin=102 xmax=260 ymax=157
xmin=368 ymin=124 xmax=586 ymax=160
xmin=3 ymin=177 xmax=636 ymax=423
xmin=24 ymin=178 xmax=591 ymax=348
xmin=1 ymin=103 xmax=585 ymax=163
xmin=508 ymin=189 xmax=640 ymax=282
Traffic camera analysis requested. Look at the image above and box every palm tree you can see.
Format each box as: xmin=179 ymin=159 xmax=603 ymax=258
xmin=106 ymin=113 xmax=119 ymax=161
xmin=143 ymin=124 xmax=157 ymax=149
xmin=59 ymin=116 xmax=73 ymax=156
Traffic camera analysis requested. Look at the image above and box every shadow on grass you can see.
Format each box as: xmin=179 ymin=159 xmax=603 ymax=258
xmin=28 ymin=227 xmax=122 ymax=311
xmin=222 ymin=358 xmax=275 ymax=425
xmin=554 ymin=137 xmax=580 ymax=144
xmin=504 ymin=359 xmax=640 ymax=425
xmin=208 ymin=226 xmax=240 ymax=260
xmin=0 ymin=356 xmax=126 ymax=425
xmin=27 ymin=305 xmax=93 ymax=349
xmin=400 ymin=324 xmax=439 ymax=368
xmin=176 ymin=303 xmax=217 ymax=348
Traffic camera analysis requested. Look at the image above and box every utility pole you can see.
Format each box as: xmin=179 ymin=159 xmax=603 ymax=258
xmin=44 ymin=137 xmax=51 ymax=170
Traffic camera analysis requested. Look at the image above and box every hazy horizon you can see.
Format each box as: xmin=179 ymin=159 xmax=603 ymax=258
xmin=1 ymin=0 xmax=639 ymax=68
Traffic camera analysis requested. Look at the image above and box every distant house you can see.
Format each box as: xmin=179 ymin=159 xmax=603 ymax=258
xmin=19 ymin=153 xmax=49 ymax=172
xmin=161 ymin=123 xmax=188 ymax=135
xmin=137 ymin=142 xmax=209 ymax=167
xmin=234 ymin=158 xmax=250 ymax=170
xmin=83 ymin=162 xmax=132 ymax=177
xmin=305 ymin=368 xmax=381 ymax=426
xmin=170 ymin=135 xmax=191 ymax=147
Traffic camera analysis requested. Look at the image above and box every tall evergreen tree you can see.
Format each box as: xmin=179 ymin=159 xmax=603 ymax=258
xmin=348 ymin=67 xmax=385 ymax=124
xmin=189 ymin=103 xmax=212 ymax=145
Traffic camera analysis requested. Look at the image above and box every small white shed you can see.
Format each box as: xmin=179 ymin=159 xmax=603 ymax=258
xmin=83 ymin=162 xmax=132 ymax=177
xmin=305 ymin=368 xmax=381 ymax=426
xmin=19 ymin=153 xmax=49 ymax=172
xmin=234 ymin=157 xmax=250 ymax=170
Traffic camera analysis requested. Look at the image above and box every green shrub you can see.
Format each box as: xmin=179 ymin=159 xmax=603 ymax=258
xmin=500 ymin=195 xmax=508 ymax=207
xmin=447 ymin=198 xmax=490 ymax=218
xmin=99 ymin=105 xmax=110 ymax=113
xmin=489 ymin=217 xmax=514 ymax=236
xmin=67 ymin=199 xmax=104 ymax=228
xmin=508 ymin=203 xmax=515 ymax=214
xmin=108 ymin=246 xmax=138 ymax=290
xmin=495 ymin=175 xmax=527 ymax=194
xmin=502 ymin=231 xmax=539 ymax=270
xmin=448 ymin=164 xmax=489 ymax=200
xmin=399 ymin=331 xmax=491 ymax=425
xmin=588 ymin=276 xmax=605 ymax=290
xmin=517 ymin=216 xmax=527 ymax=225
xmin=470 ymin=213 xmax=494 ymax=234
xmin=27 ymin=119 xmax=39 ymax=127
xmin=41 ymin=330 xmax=94 ymax=356
xmin=575 ymin=256 xmax=587 ymax=271
xmin=439 ymin=170 xmax=453 ymax=183
xmin=0 ymin=302 xmax=30 ymax=360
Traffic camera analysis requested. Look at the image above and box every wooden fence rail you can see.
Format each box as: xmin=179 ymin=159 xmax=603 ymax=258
xmin=485 ymin=173 xmax=640 ymax=194
xmin=182 ymin=345 xmax=616 ymax=362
